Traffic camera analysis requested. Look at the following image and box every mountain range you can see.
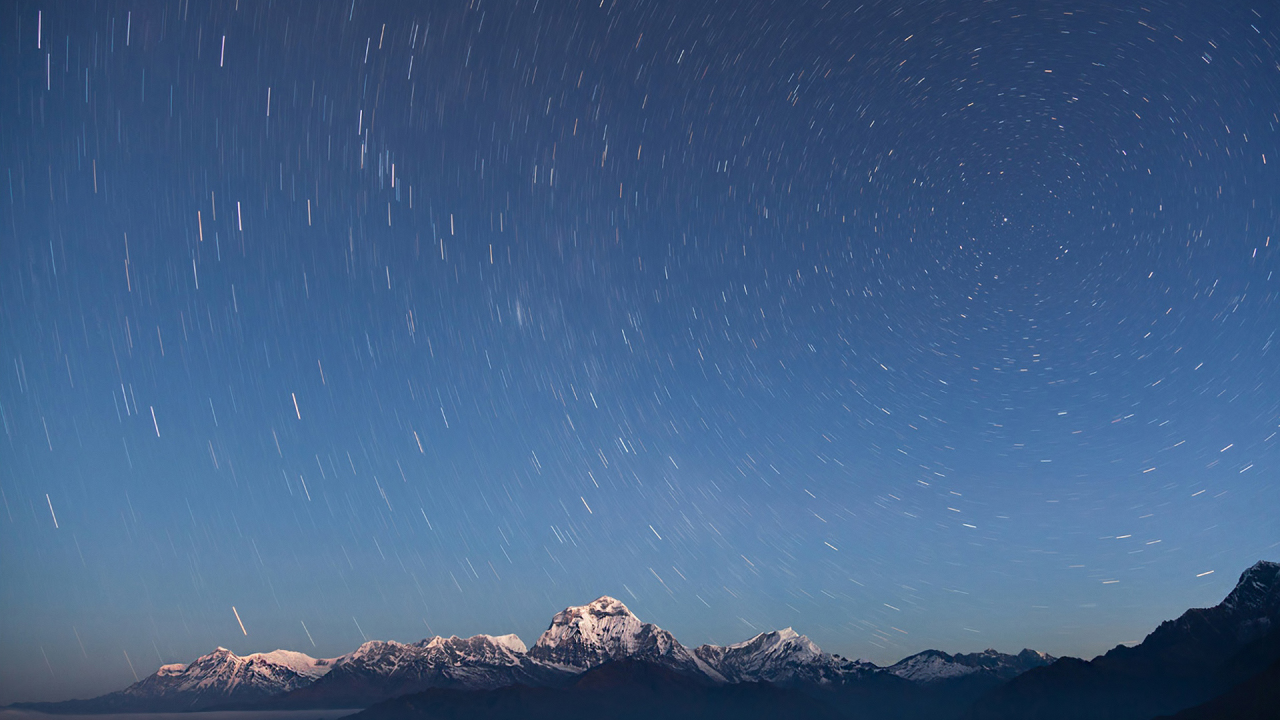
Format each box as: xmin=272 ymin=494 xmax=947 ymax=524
xmin=12 ymin=647 xmax=335 ymax=713
xmin=11 ymin=560 xmax=1278 ymax=720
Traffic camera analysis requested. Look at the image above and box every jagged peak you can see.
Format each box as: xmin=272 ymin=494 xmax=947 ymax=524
xmin=1220 ymin=560 xmax=1279 ymax=612
xmin=136 ymin=645 xmax=334 ymax=693
xmin=528 ymin=594 xmax=713 ymax=677
xmin=889 ymin=646 xmax=1056 ymax=683
xmin=418 ymin=633 xmax=528 ymax=654
xmin=1235 ymin=560 xmax=1279 ymax=589
xmin=537 ymin=596 xmax=649 ymax=646
xmin=484 ymin=633 xmax=528 ymax=653
xmin=897 ymin=648 xmax=951 ymax=661
xmin=245 ymin=648 xmax=309 ymax=660
xmin=724 ymin=626 xmax=815 ymax=652
xmin=564 ymin=595 xmax=636 ymax=619
xmin=415 ymin=635 xmax=452 ymax=649
xmin=362 ymin=638 xmax=407 ymax=649
xmin=346 ymin=639 xmax=411 ymax=659
xmin=241 ymin=649 xmax=328 ymax=675
xmin=535 ymin=597 xmax=646 ymax=646
xmin=190 ymin=646 xmax=240 ymax=664
xmin=898 ymin=647 xmax=1053 ymax=664
xmin=176 ymin=647 xmax=329 ymax=672
xmin=747 ymin=626 xmax=799 ymax=638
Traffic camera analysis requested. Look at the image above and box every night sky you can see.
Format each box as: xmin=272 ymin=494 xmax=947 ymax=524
xmin=2 ymin=0 xmax=1278 ymax=704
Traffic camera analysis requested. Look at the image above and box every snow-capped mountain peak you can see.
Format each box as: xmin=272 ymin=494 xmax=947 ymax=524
xmin=889 ymin=649 xmax=979 ymax=682
xmin=485 ymin=633 xmax=528 ymax=654
xmin=695 ymin=628 xmax=875 ymax=686
xmin=162 ymin=646 xmax=334 ymax=688
xmin=530 ymin=596 xmax=651 ymax=661
xmin=529 ymin=596 xmax=724 ymax=680
xmin=711 ymin=627 xmax=825 ymax=670
xmin=413 ymin=633 xmax=530 ymax=666
xmin=21 ymin=645 xmax=341 ymax=713
xmin=729 ymin=627 xmax=819 ymax=655
xmin=347 ymin=639 xmax=411 ymax=658
xmin=21 ymin=561 xmax=1277 ymax=717
xmin=241 ymin=649 xmax=334 ymax=678
xmin=275 ymin=631 xmax=568 ymax=707
xmin=551 ymin=596 xmax=639 ymax=627
xmin=889 ymin=648 xmax=1055 ymax=683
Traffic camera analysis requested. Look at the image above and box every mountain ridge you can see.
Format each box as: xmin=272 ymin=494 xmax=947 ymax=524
xmin=968 ymin=560 xmax=1280 ymax=720
xmin=10 ymin=594 xmax=1045 ymax=714
xmin=9 ymin=645 xmax=336 ymax=713
xmin=890 ymin=647 xmax=1055 ymax=683
xmin=12 ymin=560 xmax=1277 ymax=719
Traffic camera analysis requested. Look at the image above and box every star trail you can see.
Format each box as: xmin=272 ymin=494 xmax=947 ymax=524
xmin=1 ymin=0 xmax=1277 ymax=704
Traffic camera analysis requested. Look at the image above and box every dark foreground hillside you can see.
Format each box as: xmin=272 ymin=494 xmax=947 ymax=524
xmin=1158 ymin=655 xmax=1280 ymax=720
xmin=350 ymin=660 xmax=844 ymax=720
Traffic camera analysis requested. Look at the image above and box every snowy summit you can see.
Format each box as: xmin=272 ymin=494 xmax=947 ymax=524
xmin=529 ymin=596 xmax=724 ymax=679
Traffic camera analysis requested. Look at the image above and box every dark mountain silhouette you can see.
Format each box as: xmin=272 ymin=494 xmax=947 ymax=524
xmin=348 ymin=659 xmax=846 ymax=720
xmin=969 ymin=560 xmax=1280 ymax=720
xmin=1162 ymin=653 xmax=1280 ymax=717
xmin=1157 ymin=655 xmax=1280 ymax=720
xmin=889 ymin=648 xmax=1055 ymax=683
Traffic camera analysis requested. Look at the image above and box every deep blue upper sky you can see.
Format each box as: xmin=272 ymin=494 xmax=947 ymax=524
xmin=1 ymin=0 xmax=1277 ymax=703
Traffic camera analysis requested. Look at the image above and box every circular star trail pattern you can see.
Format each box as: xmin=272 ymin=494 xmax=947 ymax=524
xmin=1 ymin=0 xmax=1277 ymax=703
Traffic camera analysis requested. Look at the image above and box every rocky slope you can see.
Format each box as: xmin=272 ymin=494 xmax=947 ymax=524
xmin=969 ymin=560 xmax=1280 ymax=720
xmin=13 ymin=646 xmax=334 ymax=713
xmin=890 ymin=648 xmax=1054 ymax=683
xmin=529 ymin=596 xmax=725 ymax=680
xmin=263 ymin=633 xmax=570 ymax=708
xmin=694 ymin=627 xmax=879 ymax=685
